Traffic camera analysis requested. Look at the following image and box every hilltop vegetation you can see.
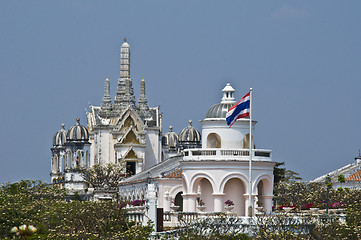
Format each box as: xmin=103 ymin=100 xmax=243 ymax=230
xmin=0 ymin=180 xmax=152 ymax=239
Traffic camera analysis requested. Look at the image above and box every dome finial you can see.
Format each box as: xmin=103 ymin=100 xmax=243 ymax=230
xmin=61 ymin=123 xmax=65 ymax=129
xmin=169 ymin=126 xmax=173 ymax=132
xmin=124 ymin=37 xmax=127 ymax=42
xmin=76 ymin=118 xmax=80 ymax=125
xmin=188 ymin=120 xmax=192 ymax=126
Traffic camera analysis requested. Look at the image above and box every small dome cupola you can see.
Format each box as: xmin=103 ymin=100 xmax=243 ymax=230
xmin=53 ymin=123 xmax=67 ymax=147
xmin=221 ymin=83 xmax=235 ymax=103
xmin=162 ymin=126 xmax=179 ymax=150
xmin=206 ymin=83 xmax=236 ymax=119
xmin=178 ymin=120 xmax=201 ymax=150
xmin=66 ymin=118 xmax=89 ymax=142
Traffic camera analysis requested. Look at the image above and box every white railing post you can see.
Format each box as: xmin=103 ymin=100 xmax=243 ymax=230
xmin=144 ymin=183 xmax=157 ymax=232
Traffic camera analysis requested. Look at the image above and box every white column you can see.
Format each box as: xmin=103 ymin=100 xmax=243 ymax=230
xmin=263 ymin=195 xmax=273 ymax=213
xmin=212 ymin=193 xmax=225 ymax=212
xmin=244 ymin=194 xmax=255 ymax=217
xmin=182 ymin=193 xmax=188 ymax=212
xmin=144 ymin=183 xmax=157 ymax=232
xmin=164 ymin=191 xmax=171 ymax=212
xmin=183 ymin=193 xmax=197 ymax=212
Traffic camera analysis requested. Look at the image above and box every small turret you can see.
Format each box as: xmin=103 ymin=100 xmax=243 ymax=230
xmin=137 ymin=77 xmax=150 ymax=119
xmin=178 ymin=120 xmax=201 ymax=150
xmin=101 ymin=76 xmax=112 ymax=109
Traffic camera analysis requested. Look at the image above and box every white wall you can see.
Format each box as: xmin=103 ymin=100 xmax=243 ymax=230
xmin=201 ymin=119 xmax=256 ymax=149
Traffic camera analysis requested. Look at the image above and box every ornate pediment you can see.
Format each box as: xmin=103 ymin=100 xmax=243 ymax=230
xmin=117 ymin=128 xmax=145 ymax=145
xmin=121 ymin=147 xmax=142 ymax=161
xmin=114 ymin=107 xmax=145 ymax=132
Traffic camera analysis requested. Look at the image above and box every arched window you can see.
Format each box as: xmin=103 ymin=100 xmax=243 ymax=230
xmin=242 ymin=134 xmax=255 ymax=149
xmin=67 ymin=150 xmax=72 ymax=169
xmin=175 ymin=192 xmax=183 ymax=211
xmin=85 ymin=151 xmax=89 ymax=168
xmin=77 ymin=150 xmax=82 ymax=167
xmin=256 ymin=180 xmax=264 ymax=208
xmin=53 ymin=154 xmax=59 ymax=173
xmin=207 ymin=133 xmax=221 ymax=148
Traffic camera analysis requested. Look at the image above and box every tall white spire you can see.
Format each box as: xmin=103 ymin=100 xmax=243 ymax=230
xmin=115 ymin=38 xmax=135 ymax=108
xmin=120 ymin=38 xmax=130 ymax=79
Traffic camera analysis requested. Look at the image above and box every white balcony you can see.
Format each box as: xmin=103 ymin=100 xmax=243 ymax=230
xmin=183 ymin=148 xmax=272 ymax=162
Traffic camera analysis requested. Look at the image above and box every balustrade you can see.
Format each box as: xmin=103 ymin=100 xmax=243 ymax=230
xmin=183 ymin=148 xmax=272 ymax=160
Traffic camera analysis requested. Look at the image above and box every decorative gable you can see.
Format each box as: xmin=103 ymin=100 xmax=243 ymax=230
xmin=115 ymin=108 xmax=145 ymax=132
xmin=124 ymin=149 xmax=138 ymax=159
xmin=122 ymin=130 xmax=140 ymax=144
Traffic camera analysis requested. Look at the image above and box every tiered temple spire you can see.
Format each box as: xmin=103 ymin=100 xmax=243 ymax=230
xmin=115 ymin=38 xmax=135 ymax=109
xmin=137 ymin=77 xmax=150 ymax=119
xmin=101 ymin=76 xmax=112 ymax=109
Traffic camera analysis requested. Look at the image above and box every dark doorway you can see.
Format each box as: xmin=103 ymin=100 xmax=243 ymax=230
xmin=126 ymin=161 xmax=136 ymax=176
xmin=175 ymin=192 xmax=183 ymax=211
xmin=157 ymin=208 xmax=163 ymax=232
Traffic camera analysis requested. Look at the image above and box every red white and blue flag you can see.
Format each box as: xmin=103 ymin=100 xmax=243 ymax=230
xmin=226 ymin=91 xmax=250 ymax=127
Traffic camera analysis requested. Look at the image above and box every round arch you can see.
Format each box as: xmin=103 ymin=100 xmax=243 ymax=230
xmin=53 ymin=154 xmax=59 ymax=173
xmin=181 ymin=173 xmax=189 ymax=193
xmin=219 ymin=173 xmax=249 ymax=194
xmin=252 ymin=174 xmax=273 ymax=196
xmin=243 ymin=134 xmax=255 ymax=149
xmin=207 ymin=133 xmax=221 ymax=148
xmin=189 ymin=173 xmax=217 ymax=194
xmin=169 ymin=185 xmax=183 ymax=198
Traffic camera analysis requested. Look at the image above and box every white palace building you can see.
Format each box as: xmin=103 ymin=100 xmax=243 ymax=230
xmin=50 ymin=39 xmax=276 ymax=217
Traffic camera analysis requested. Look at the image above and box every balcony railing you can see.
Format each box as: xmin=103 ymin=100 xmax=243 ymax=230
xmin=183 ymin=148 xmax=272 ymax=161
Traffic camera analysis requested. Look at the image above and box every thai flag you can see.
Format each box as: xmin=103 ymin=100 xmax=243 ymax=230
xmin=226 ymin=92 xmax=250 ymax=127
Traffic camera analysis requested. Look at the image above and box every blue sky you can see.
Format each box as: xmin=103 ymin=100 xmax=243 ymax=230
xmin=0 ymin=1 xmax=361 ymax=183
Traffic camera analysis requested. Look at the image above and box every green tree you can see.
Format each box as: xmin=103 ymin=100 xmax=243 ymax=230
xmin=0 ymin=180 xmax=152 ymax=239
xmin=79 ymin=163 xmax=125 ymax=190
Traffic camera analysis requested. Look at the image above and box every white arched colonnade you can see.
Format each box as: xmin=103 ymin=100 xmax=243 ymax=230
xmin=181 ymin=156 xmax=275 ymax=216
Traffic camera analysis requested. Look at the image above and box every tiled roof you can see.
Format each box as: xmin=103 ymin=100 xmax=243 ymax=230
xmin=119 ymin=155 xmax=183 ymax=185
xmin=163 ymin=169 xmax=182 ymax=178
xmin=313 ymin=161 xmax=361 ymax=183
xmin=345 ymin=170 xmax=361 ymax=181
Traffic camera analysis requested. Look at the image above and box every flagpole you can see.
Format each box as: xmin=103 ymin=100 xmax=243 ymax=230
xmin=248 ymin=88 xmax=253 ymax=217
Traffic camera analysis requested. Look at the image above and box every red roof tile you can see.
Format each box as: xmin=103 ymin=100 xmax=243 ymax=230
xmin=163 ymin=169 xmax=182 ymax=178
xmin=345 ymin=170 xmax=361 ymax=181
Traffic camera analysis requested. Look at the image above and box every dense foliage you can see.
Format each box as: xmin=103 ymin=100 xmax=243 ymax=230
xmin=272 ymin=181 xmax=361 ymax=239
xmin=0 ymin=180 xmax=152 ymax=239
xmin=274 ymin=181 xmax=361 ymax=210
xmin=79 ymin=163 xmax=125 ymax=190
xmin=177 ymin=215 xmax=251 ymax=240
